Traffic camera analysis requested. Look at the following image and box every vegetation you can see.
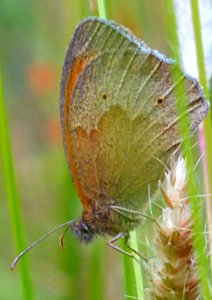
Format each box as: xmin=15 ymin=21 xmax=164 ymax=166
xmin=0 ymin=0 xmax=211 ymax=299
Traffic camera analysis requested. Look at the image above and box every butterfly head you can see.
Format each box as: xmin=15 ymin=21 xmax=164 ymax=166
xmin=70 ymin=219 xmax=95 ymax=244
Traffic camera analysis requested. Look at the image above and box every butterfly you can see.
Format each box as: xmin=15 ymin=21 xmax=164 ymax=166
xmin=11 ymin=17 xmax=208 ymax=269
xmin=59 ymin=17 xmax=208 ymax=244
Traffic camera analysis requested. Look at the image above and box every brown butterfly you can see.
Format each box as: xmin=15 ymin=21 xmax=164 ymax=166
xmin=11 ymin=17 xmax=208 ymax=269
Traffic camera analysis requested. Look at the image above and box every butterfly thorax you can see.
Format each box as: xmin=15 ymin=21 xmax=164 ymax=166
xmin=70 ymin=204 xmax=139 ymax=243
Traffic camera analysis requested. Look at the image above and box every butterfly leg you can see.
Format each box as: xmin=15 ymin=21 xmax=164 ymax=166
xmin=124 ymin=235 xmax=147 ymax=261
xmin=107 ymin=232 xmax=134 ymax=258
xmin=111 ymin=206 xmax=135 ymax=222
xmin=111 ymin=205 xmax=156 ymax=222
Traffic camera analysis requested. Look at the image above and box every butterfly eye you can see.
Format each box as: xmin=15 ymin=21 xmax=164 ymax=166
xmin=82 ymin=221 xmax=90 ymax=233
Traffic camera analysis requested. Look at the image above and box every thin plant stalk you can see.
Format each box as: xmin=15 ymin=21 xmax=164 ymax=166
xmin=190 ymin=0 xmax=212 ymax=269
xmin=96 ymin=0 xmax=106 ymax=19
xmin=0 ymin=75 xmax=34 ymax=299
xmin=190 ymin=0 xmax=209 ymax=96
xmin=95 ymin=3 xmax=144 ymax=298
xmin=164 ymin=1 xmax=211 ymax=298
xmin=88 ymin=243 xmax=104 ymax=300
xmin=122 ymin=239 xmax=136 ymax=298
xmin=129 ymin=230 xmax=145 ymax=300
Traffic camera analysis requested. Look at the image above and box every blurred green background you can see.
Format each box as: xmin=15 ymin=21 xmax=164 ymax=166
xmin=0 ymin=1 xmax=186 ymax=299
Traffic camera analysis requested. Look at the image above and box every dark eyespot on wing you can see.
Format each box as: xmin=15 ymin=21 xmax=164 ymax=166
xmin=157 ymin=96 xmax=164 ymax=105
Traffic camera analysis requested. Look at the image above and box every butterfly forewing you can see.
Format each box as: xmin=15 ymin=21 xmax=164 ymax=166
xmin=60 ymin=17 xmax=208 ymax=211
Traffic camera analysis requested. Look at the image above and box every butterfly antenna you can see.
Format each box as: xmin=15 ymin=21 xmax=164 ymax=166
xmin=11 ymin=220 xmax=75 ymax=271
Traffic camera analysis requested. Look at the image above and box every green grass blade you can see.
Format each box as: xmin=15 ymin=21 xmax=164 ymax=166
xmin=95 ymin=3 xmax=144 ymax=298
xmin=129 ymin=231 xmax=144 ymax=300
xmin=190 ymin=0 xmax=212 ymax=269
xmin=87 ymin=243 xmax=104 ymax=300
xmin=189 ymin=0 xmax=208 ymax=96
xmin=97 ymin=0 xmax=107 ymax=18
xmin=164 ymin=2 xmax=211 ymax=298
xmin=0 ymin=75 xmax=34 ymax=299
xmin=122 ymin=239 xmax=136 ymax=298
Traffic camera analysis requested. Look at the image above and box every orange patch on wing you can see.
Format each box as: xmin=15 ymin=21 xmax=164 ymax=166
xmin=64 ymin=55 xmax=93 ymax=210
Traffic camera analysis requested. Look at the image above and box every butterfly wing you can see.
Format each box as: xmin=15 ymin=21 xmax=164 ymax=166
xmin=60 ymin=17 xmax=208 ymax=211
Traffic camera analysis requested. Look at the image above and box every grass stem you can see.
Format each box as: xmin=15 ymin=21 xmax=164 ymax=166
xmin=129 ymin=230 xmax=144 ymax=300
xmin=0 ymin=75 xmax=34 ymax=299
xmin=190 ymin=0 xmax=212 ymax=271
xmin=96 ymin=0 xmax=107 ymax=19
xmin=164 ymin=1 xmax=211 ymax=298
